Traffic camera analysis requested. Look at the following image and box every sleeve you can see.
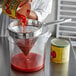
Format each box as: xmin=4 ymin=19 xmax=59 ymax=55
xmin=0 ymin=8 xmax=2 ymax=15
xmin=34 ymin=0 xmax=53 ymax=22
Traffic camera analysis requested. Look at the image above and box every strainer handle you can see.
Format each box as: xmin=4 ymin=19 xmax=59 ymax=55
xmin=43 ymin=18 xmax=72 ymax=26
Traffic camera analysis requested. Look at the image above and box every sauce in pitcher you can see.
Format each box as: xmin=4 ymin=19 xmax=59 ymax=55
xmin=11 ymin=53 xmax=44 ymax=72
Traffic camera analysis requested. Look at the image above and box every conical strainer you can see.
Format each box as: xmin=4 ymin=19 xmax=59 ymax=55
xmin=8 ymin=19 xmax=43 ymax=56
xmin=8 ymin=18 xmax=71 ymax=56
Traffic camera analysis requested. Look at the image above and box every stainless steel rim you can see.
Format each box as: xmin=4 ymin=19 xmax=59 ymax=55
xmin=7 ymin=19 xmax=42 ymax=39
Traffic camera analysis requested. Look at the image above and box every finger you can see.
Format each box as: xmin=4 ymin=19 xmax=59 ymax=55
xmin=19 ymin=0 xmax=28 ymax=7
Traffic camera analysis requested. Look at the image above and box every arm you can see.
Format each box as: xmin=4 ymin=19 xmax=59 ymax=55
xmin=28 ymin=0 xmax=53 ymax=22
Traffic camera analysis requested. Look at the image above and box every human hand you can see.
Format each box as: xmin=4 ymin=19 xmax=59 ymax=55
xmin=17 ymin=0 xmax=32 ymax=18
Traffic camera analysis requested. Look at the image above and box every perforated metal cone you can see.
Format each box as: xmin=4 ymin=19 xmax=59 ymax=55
xmin=15 ymin=37 xmax=38 ymax=56
xmin=8 ymin=19 xmax=42 ymax=56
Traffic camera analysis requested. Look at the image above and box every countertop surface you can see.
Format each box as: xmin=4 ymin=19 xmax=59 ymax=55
xmin=0 ymin=37 xmax=76 ymax=76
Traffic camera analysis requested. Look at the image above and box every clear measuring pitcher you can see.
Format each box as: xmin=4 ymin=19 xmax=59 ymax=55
xmin=8 ymin=19 xmax=52 ymax=72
